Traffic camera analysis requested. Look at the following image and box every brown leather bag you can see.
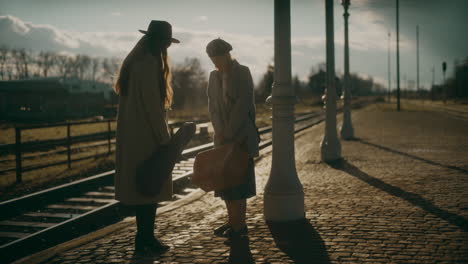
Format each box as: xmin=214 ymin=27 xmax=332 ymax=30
xmin=192 ymin=143 xmax=249 ymax=192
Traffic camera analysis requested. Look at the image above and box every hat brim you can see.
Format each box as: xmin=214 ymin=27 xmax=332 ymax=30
xmin=138 ymin=30 xmax=180 ymax=43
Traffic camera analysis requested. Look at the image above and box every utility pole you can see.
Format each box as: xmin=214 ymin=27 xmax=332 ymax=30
xmin=388 ymin=31 xmax=391 ymax=102
xmin=416 ymin=25 xmax=420 ymax=95
xmin=432 ymin=67 xmax=435 ymax=87
xmin=321 ymin=0 xmax=341 ymax=161
xmin=431 ymin=66 xmax=435 ymax=101
xmin=396 ymin=0 xmax=401 ymax=111
xmin=442 ymin=61 xmax=447 ymax=104
xmin=404 ymin=74 xmax=407 ymax=99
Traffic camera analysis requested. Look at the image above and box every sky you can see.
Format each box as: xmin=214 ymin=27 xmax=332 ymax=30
xmin=1 ymin=0 xmax=467 ymax=89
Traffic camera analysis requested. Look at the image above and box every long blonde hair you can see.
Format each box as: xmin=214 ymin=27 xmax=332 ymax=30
xmin=114 ymin=35 xmax=173 ymax=109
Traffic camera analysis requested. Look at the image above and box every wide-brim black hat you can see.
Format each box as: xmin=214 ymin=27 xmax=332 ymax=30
xmin=139 ymin=20 xmax=180 ymax=44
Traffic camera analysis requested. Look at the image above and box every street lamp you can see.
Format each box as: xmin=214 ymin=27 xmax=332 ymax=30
xmin=321 ymin=0 xmax=342 ymax=162
xmin=340 ymin=0 xmax=354 ymax=140
xmin=264 ymin=0 xmax=305 ymax=222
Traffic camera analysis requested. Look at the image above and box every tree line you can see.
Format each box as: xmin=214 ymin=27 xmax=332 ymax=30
xmin=0 ymin=45 xmax=209 ymax=111
xmin=0 ymin=46 xmax=120 ymax=83
xmin=0 ymin=44 xmax=393 ymax=111
xmin=255 ymin=62 xmax=386 ymax=104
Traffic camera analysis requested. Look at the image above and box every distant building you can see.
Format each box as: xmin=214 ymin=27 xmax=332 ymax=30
xmin=308 ymin=70 xmax=342 ymax=96
xmin=0 ymin=78 xmax=113 ymax=121
xmin=56 ymin=77 xmax=114 ymax=100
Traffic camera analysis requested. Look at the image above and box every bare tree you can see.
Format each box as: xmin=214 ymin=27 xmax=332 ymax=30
xmin=171 ymin=57 xmax=207 ymax=109
xmin=102 ymin=57 xmax=120 ymax=83
xmin=11 ymin=49 xmax=22 ymax=79
xmin=56 ymin=55 xmax=67 ymax=78
xmin=56 ymin=55 xmax=75 ymax=79
xmin=75 ymin=54 xmax=91 ymax=80
xmin=18 ymin=49 xmax=33 ymax=79
xmin=0 ymin=46 xmax=9 ymax=80
xmin=69 ymin=55 xmax=80 ymax=79
xmin=36 ymin=51 xmax=56 ymax=78
xmin=9 ymin=48 xmax=34 ymax=79
xmin=90 ymin=57 xmax=100 ymax=83
xmin=255 ymin=64 xmax=274 ymax=103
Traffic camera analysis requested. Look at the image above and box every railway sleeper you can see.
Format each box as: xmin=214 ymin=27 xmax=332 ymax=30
xmin=82 ymin=191 xmax=115 ymax=199
xmin=64 ymin=197 xmax=115 ymax=204
xmin=46 ymin=204 xmax=101 ymax=212
xmin=0 ymin=224 xmax=43 ymax=236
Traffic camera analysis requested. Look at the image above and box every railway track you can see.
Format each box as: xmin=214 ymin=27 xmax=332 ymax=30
xmin=0 ymin=100 xmax=371 ymax=263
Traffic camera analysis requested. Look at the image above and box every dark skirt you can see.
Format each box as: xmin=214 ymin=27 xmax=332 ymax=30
xmin=214 ymin=158 xmax=256 ymax=200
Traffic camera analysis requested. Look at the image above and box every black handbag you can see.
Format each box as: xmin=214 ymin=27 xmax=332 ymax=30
xmin=135 ymin=122 xmax=196 ymax=197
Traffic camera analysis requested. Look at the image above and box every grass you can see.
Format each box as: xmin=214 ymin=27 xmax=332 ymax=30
xmin=0 ymin=121 xmax=118 ymax=145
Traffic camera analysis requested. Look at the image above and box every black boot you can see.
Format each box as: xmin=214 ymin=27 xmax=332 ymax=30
xmin=224 ymin=225 xmax=248 ymax=246
xmin=228 ymin=233 xmax=254 ymax=264
xmin=135 ymin=204 xmax=169 ymax=255
xmin=214 ymin=223 xmax=231 ymax=237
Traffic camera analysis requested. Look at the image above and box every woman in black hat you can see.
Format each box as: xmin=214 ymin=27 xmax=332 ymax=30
xmin=206 ymin=38 xmax=259 ymax=263
xmin=114 ymin=20 xmax=180 ymax=255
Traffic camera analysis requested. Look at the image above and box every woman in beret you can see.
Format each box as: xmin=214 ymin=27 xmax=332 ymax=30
xmin=205 ymin=38 xmax=259 ymax=263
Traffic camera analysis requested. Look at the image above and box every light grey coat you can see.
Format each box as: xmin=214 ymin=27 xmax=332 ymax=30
xmin=115 ymin=54 xmax=172 ymax=205
xmin=207 ymin=60 xmax=259 ymax=157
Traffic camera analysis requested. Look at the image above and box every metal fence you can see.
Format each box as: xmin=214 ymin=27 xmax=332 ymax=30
xmin=1 ymin=119 xmax=208 ymax=183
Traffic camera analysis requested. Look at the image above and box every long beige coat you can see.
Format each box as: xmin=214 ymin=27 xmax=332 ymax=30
xmin=115 ymin=54 xmax=172 ymax=205
xmin=207 ymin=60 xmax=259 ymax=157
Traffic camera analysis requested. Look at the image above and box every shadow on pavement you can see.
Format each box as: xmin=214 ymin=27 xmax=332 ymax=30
xmin=267 ymin=218 xmax=331 ymax=264
xmin=128 ymin=254 xmax=156 ymax=264
xmin=356 ymin=138 xmax=468 ymax=175
xmin=329 ymin=159 xmax=468 ymax=232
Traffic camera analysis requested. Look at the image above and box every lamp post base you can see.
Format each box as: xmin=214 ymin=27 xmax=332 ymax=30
xmin=320 ymin=135 xmax=342 ymax=162
xmin=340 ymin=117 xmax=354 ymax=140
xmin=264 ymin=191 xmax=305 ymax=222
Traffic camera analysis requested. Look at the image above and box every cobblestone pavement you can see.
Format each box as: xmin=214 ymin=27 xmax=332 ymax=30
xmin=42 ymin=104 xmax=467 ymax=263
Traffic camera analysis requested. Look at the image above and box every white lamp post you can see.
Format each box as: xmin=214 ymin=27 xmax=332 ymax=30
xmin=321 ymin=0 xmax=342 ymax=161
xmin=340 ymin=0 xmax=354 ymax=140
xmin=264 ymin=0 xmax=305 ymax=222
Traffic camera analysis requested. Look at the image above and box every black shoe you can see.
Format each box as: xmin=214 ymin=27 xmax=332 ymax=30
xmin=135 ymin=236 xmax=170 ymax=255
xmin=227 ymin=235 xmax=254 ymax=264
xmin=147 ymin=238 xmax=170 ymax=254
xmin=224 ymin=226 xmax=248 ymax=246
xmin=135 ymin=238 xmax=150 ymax=256
xmin=214 ymin=223 xmax=231 ymax=237
xmin=228 ymin=254 xmax=255 ymax=264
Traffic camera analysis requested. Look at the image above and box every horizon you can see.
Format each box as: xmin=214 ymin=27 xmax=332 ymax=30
xmin=1 ymin=0 xmax=467 ymax=89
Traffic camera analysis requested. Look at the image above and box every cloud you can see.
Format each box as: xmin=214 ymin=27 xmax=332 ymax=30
xmin=0 ymin=15 xmax=111 ymax=56
xmin=0 ymin=14 xmax=416 ymax=86
xmin=0 ymin=15 xmax=275 ymax=81
xmin=350 ymin=0 xmax=468 ymax=59
xmin=194 ymin=16 xmax=208 ymax=22
xmin=111 ymin=12 xmax=122 ymax=17
xmin=170 ymin=27 xmax=274 ymax=81
xmin=0 ymin=15 xmax=386 ymax=85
